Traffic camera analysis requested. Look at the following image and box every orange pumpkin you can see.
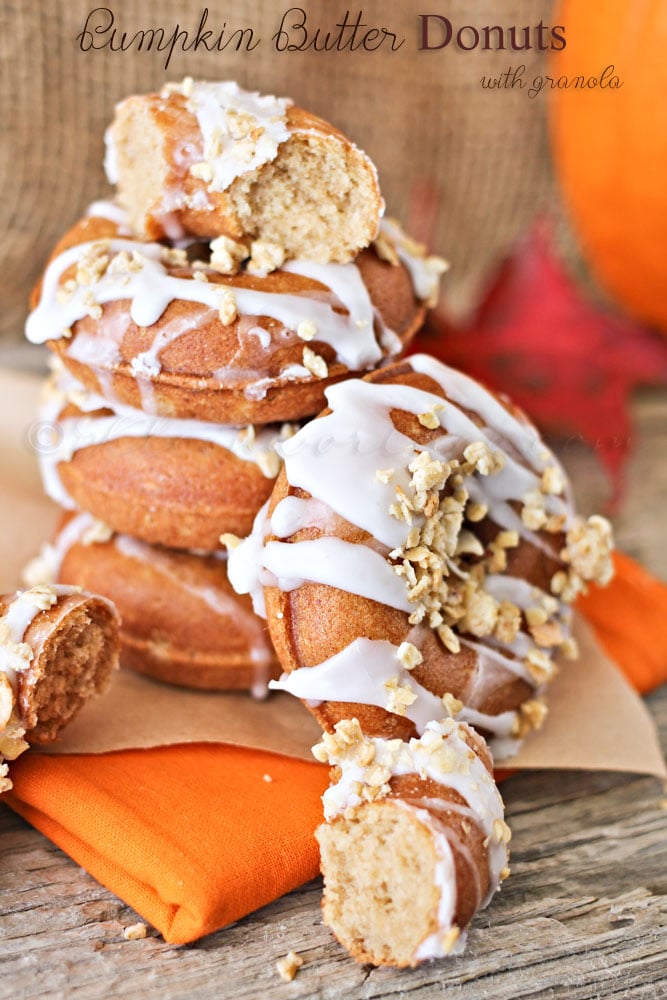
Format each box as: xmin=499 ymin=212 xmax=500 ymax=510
xmin=549 ymin=1 xmax=667 ymax=332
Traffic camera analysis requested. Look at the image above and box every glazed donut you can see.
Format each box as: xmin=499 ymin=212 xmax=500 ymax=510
xmin=24 ymin=512 xmax=278 ymax=694
xmin=37 ymin=368 xmax=293 ymax=550
xmin=312 ymin=717 xmax=509 ymax=967
xmin=105 ymin=79 xmax=383 ymax=259
xmin=26 ymin=211 xmax=436 ymax=425
xmin=229 ymin=353 xmax=614 ymax=756
xmin=227 ymin=352 xmax=613 ymax=967
xmin=0 ymin=583 xmax=119 ymax=792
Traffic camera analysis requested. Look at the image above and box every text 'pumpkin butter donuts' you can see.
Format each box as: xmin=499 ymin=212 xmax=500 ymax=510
xmin=24 ymin=512 xmax=278 ymax=695
xmin=105 ymin=79 xmax=384 ymax=259
xmin=37 ymin=367 xmax=295 ymax=550
xmin=0 ymin=584 xmax=120 ymax=792
xmin=26 ymin=211 xmax=436 ymax=425
xmin=229 ymin=354 xmax=614 ymax=756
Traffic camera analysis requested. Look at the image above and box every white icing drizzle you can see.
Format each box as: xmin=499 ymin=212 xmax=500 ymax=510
xmin=262 ymin=539 xmax=412 ymax=612
xmin=271 ymin=638 xmax=442 ymax=730
xmin=459 ymin=636 xmax=535 ymax=687
xmin=270 ymin=636 xmax=519 ymax=757
xmin=36 ymin=375 xmax=289 ymax=510
xmin=85 ymin=200 xmax=131 ymax=232
xmin=379 ymin=219 xmax=449 ymax=305
xmin=270 ymin=496 xmax=334 ymax=538
xmin=22 ymin=512 xmax=98 ymax=587
xmin=483 ymin=574 xmax=548 ymax=609
xmin=275 ymin=379 xmax=438 ymax=550
xmin=283 ymin=259 xmax=377 ymax=341
xmin=406 ymin=805 xmax=459 ymax=957
xmin=410 ymin=354 xmax=570 ymax=502
xmin=406 ymin=803 xmax=469 ymax=961
xmin=187 ymin=80 xmax=292 ymax=192
xmin=65 ymin=307 xmax=130 ymax=372
xmin=456 ymin=707 xmax=520 ymax=760
xmin=228 ymin=501 xmax=271 ymax=618
xmin=25 ymin=238 xmax=389 ymax=372
xmin=128 ymin=309 xmax=213 ymax=381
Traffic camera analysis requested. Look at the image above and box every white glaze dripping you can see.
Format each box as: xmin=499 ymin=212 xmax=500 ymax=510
xmin=262 ymin=539 xmax=412 ymax=612
xmin=379 ymin=219 xmax=449 ymax=305
xmin=26 ymin=238 xmax=388 ymax=372
xmin=270 ymin=636 xmax=520 ymax=757
xmin=188 ymin=80 xmax=291 ymax=192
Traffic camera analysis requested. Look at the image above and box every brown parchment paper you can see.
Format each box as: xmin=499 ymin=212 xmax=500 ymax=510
xmin=1 ymin=370 xmax=665 ymax=778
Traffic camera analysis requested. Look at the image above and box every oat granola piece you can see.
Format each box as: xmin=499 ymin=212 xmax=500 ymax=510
xmin=276 ymin=950 xmax=304 ymax=982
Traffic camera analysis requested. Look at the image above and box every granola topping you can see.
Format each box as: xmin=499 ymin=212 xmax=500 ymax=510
xmin=276 ymin=950 xmax=304 ymax=982
xmin=302 ymin=346 xmax=328 ymax=379
xmin=232 ymin=355 xmax=615 ymax=759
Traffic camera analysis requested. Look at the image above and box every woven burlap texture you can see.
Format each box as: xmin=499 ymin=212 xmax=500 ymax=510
xmin=0 ymin=0 xmax=557 ymax=345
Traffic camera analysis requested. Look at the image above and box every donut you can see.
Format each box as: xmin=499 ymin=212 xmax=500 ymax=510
xmin=24 ymin=512 xmax=278 ymax=694
xmin=313 ymin=718 xmax=509 ymax=967
xmin=105 ymin=79 xmax=384 ymax=260
xmin=26 ymin=211 xmax=437 ymax=425
xmin=0 ymin=583 xmax=119 ymax=791
xmin=38 ymin=368 xmax=293 ymax=550
xmin=229 ymin=353 xmax=614 ymax=755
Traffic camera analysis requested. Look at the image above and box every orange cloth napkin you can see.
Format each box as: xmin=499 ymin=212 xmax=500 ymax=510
xmin=578 ymin=551 xmax=667 ymax=695
xmin=4 ymin=552 xmax=667 ymax=945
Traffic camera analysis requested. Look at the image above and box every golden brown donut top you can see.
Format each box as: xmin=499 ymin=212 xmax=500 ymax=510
xmin=26 ymin=212 xmax=435 ymax=423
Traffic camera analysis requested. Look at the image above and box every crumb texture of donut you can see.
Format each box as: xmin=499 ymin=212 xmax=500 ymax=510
xmin=18 ymin=596 xmax=119 ymax=743
xmin=227 ymin=123 xmax=381 ymax=263
xmin=316 ymin=802 xmax=442 ymax=967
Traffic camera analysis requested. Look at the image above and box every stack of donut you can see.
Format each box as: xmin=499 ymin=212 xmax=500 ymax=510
xmin=23 ymin=78 xmax=614 ymax=968
xmin=229 ymin=353 xmax=614 ymax=966
xmin=24 ymin=78 xmax=441 ymax=695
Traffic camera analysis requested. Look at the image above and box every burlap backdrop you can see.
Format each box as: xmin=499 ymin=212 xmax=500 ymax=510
xmin=0 ymin=0 xmax=559 ymax=356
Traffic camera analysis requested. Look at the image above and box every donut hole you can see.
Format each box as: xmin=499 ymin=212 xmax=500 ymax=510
xmin=316 ymin=800 xmax=442 ymax=967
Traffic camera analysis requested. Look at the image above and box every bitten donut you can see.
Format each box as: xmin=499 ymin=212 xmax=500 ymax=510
xmin=38 ymin=367 xmax=293 ymax=549
xmin=24 ymin=512 xmax=278 ymax=694
xmin=313 ymin=718 xmax=510 ymax=967
xmin=0 ymin=584 xmax=119 ymax=792
xmin=105 ymin=78 xmax=384 ymax=260
xmin=230 ymin=354 xmax=614 ymax=756
xmin=26 ymin=210 xmax=438 ymax=424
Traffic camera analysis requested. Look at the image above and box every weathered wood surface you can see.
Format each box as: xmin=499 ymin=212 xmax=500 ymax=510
xmin=1 ymin=390 xmax=666 ymax=1000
